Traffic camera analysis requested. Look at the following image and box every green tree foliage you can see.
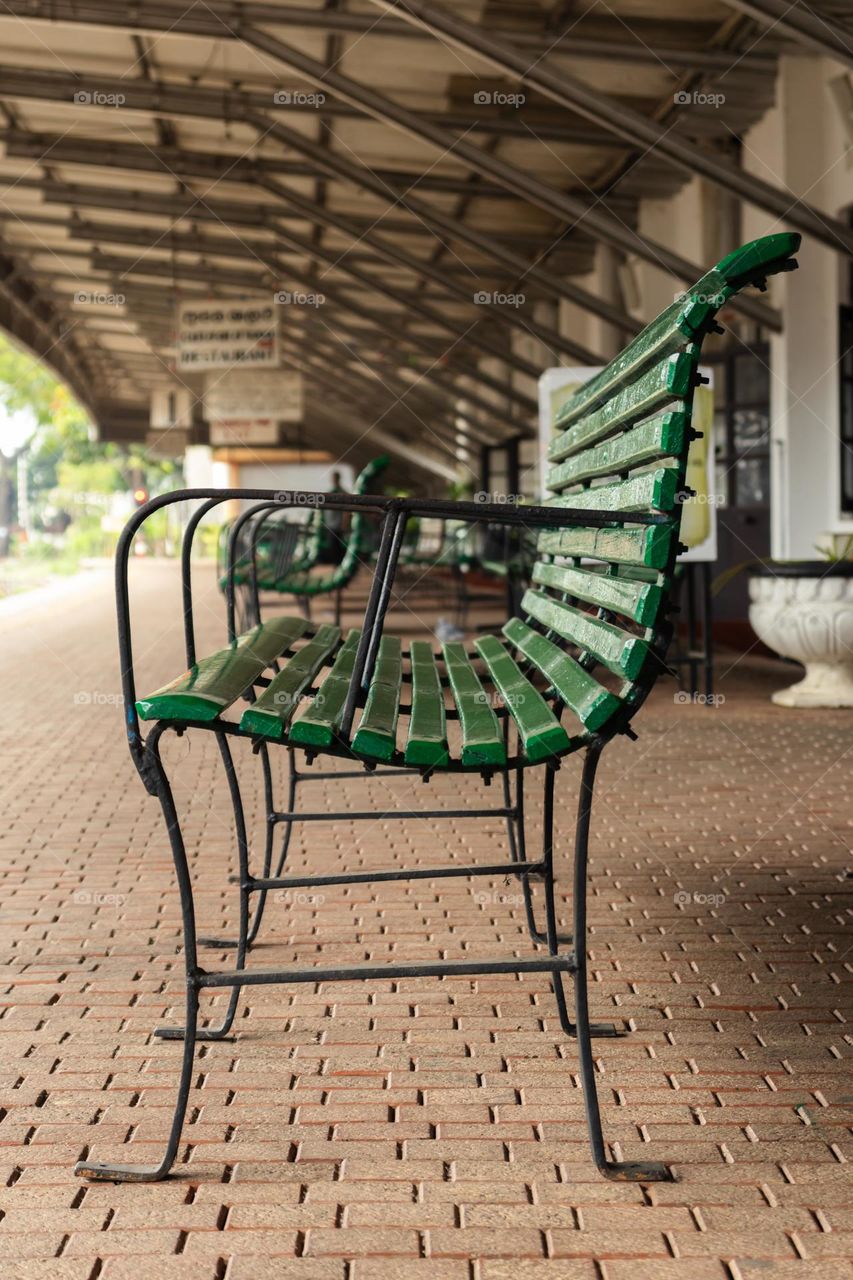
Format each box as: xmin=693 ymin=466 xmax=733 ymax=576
xmin=0 ymin=334 xmax=178 ymax=556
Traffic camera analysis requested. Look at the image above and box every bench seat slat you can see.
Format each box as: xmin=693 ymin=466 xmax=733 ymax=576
xmin=537 ymin=523 xmax=675 ymax=570
xmin=442 ymin=642 xmax=506 ymax=767
xmin=502 ymin=617 xmax=623 ymax=732
xmin=548 ymin=466 xmax=681 ymax=515
xmin=548 ymin=412 xmax=688 ymax=491
xmin=239 ymin=624 xmax=342 ymax=740
xmin=136 ymin=616 xmax=309 ymax=723
xmin=288 ymin=629 xmax=361 ymax=747
xmin=474 ymin=635 xmax=571 ymax=763
xmin=549 ymin=352 xmax=697 ymax=463
xmin=531 ymin=562 xmax=663 ymax=627
xmin=521 ymin=589 xmax=649 ymax=680
xmin=352 ymin=636 xmax=403 ymax=761
xmin=405 ymin=640 xmax=449 ymax=768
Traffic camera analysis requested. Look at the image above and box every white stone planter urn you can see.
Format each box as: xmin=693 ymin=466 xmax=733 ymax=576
xmin=748 ymin=564 xmax=853 ymax=708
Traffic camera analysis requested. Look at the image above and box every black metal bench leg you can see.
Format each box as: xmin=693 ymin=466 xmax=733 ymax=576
xmin=156 ymin=732 xmax=249 ymax=1043
xmin=198 ymin=744 xmax=296 ymax=951
xmin=243 ymin=746 xmax=297 ymax=946
xmin=543 ymin=763 xmax=622 ymax=1041
xmin=504 ymin=762 xmax=573 ymax=949
xmin=76 ymin=746 xmax=199 ymax=1182
xmin=571 ymin=745 xmax=673 ymax=1183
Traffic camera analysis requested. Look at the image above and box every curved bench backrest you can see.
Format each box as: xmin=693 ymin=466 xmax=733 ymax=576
xmin=272 ymin=453 xmax=391 ymax=595
xmin=507 ymin=233 xmax=800 ymax=736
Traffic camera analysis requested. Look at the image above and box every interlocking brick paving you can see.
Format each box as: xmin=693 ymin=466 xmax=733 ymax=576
xmin=0 ymin=561 xmax=850 ymax=1280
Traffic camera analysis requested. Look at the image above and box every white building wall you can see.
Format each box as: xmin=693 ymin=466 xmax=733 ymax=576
xmin=742 ymin=54 xmax=852 ymax=557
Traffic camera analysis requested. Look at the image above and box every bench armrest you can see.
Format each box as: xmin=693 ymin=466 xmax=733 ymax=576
xmin=394 ymin=496 xmax=670 ymax=530
xmin=116 ymin=487 xmax=398 ymax=779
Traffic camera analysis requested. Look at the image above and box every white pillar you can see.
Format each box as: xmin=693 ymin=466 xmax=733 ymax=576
xmin=742 ymin=55 xmax=851 ymax=558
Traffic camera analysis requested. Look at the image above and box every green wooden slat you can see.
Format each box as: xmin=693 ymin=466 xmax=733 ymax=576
xmin=502 ymin=617 xmax=623 ymax=732
xmin=405 ymin=640 xmax=449 ymax=768
xmin=553 ymin=276 xmax=724 ymax=434
xmin=136 ymin=615 xmax=308 ymax=723
xmin=537 ymin=522 xmax=675 ymax=570
xmin=442 ymin=642 xmax=505 ymax=768
xmin=547 ymin=466 xmax=681 ymax=516
xmin=547 ymin=412 xmax=688 ymax=491
xmin=289 ymin=629 xmax=361 ymax=747
xmin=551 ymin=234 xmax=799 ymax=442
xmin=474 ymin=635 xmax=570 ymax=763
xmin=531 ymin=561 xmax=663 ymax=627
xmin=521 ymin=590 xmax=649 ymax=680
xmin=239 ymin=624 xmax=342 ymax=741
xmin=549 ymin=351 xmax=697 ymax=464
xmin=352 ymin=636 xmax=403 ymax=761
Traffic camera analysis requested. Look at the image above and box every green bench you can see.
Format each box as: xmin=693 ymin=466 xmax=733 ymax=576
xmin=75 ymin=233 xmax=801 ymax=1187
xmin=220 ymin=454 xmax=389 ymax=628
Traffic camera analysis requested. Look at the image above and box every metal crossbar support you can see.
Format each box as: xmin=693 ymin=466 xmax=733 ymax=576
xmin=197 ymin=955 xmax=577 ymax=988
xmin=269 ymin=808 xmax=517 ymax=823
xmin=242 ymin=860 xmax=545 ymax=889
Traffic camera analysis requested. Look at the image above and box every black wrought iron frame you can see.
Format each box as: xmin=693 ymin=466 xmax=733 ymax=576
xmin=74 ymin=486 xmax=676 ymax=1186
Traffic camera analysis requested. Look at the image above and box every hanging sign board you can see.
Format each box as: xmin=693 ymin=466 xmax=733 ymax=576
xmin=204 ymin=368 xmax=303 ymax=423
xmin=209 ymin=420 xmax=279 ymax=447
xmin=176 ymin=297 xmax=279 ymax=371
xmin=146 ymin=428 xmax=190 ymax=457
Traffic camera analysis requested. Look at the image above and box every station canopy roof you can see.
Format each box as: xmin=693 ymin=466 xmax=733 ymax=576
xmin=0 ymin=0 xmax=850 ymax=481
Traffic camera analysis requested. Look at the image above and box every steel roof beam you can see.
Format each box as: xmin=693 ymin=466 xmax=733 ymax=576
xmin=366 ymin=0 xmax=853 ymax=256
xmin=242 ymin=113 xmax=647 ymax=335
xmin=304 ymin=399 xmax=459 ymax=483
xmin=721 ymin=0 xmax=853 ymax=69
xmin=91 ymin=250 xmax=537 ymax=427
xmin=3 ymin=140 xmax=623 ymax=330
xmin=0 ymin=0 xmax=778 ymax=71
xmin=49 ymin=206 xmax=535 ymax=409
xmin=0 ymin=57 xmax=619 ymax=146
xmin=239 ymin=48 xmax=781 ymax=329
xmin=0 ymin=128 xmax=522 ymax=200
xmin=0 ymin=248 xmax=105 ymax=413
xmin=292 ymin=314 xmax=511 ymax=445
xmin=276 ymin=334 xmax=483 ymax=456
xmin=259 ymin=176 xmax=600 ymax=365
xmin=0 ymin=33 xmax=783 ymax=328
xmin=54 ymin=182 xmax=598 ymax=366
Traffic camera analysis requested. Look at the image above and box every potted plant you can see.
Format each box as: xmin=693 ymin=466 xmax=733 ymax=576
xmin=748 ymin=535 xmax=853 ymax=707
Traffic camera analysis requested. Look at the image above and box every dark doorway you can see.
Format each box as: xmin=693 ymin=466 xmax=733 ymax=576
xmin=708 ymin=342 xmax=772 ymax=630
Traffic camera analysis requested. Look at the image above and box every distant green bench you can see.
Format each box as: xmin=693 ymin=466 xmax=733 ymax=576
xmin=77 ymin=234 xmax=801 ymax=1188
xmin=219 ymin=454 xmax=389 ymax=627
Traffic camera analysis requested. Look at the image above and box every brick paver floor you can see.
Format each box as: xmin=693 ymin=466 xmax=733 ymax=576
xmin=1 ymin=561 xmax=851 ymax=1280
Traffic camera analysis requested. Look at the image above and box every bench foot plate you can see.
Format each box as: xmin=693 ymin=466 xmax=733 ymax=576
xmin=74 ymin=1160 xmax=169 ymax=1184
xmin=602 ymin=1160 xmax=674 ymax=1183
xmin=155 ymin=1025 xmax=236 ymax=1043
